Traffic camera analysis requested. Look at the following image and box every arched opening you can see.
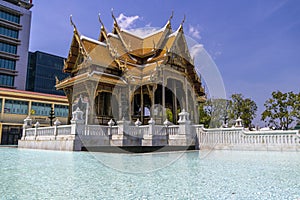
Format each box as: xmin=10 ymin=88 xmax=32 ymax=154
xmin=131 ymin=85 xmax=152 ymax=124
xmin=94 ymin=92 xmax=118 ymax=125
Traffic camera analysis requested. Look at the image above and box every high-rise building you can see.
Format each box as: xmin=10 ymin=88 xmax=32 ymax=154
xmin=0 ymin=0 xmax=33 ymax=89
xmin=26 ymin=51 xmax=68 ymax=95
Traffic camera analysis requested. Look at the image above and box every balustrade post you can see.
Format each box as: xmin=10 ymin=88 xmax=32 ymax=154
xmin=177 ymin=109 xmax=191 ymax=135
xmin=148 ymin=118 xmax=155 ymax=135
xmin=291 ymin=135 xmax=294 ymax=144
xmin=164 ymin=119 xmax=172 ymax=136
xmin=235 ymin=117 xmax=243 ymax=128
xmin=34 ymin=122 xmax=40 ymax=140
xmin=53 ymin=119 xmax=61 ymax=138
xmin=22 ymin=116 xmax=32 ymax=140
xmin=117 ymin=117 xmax=129 ymax=135
xmin=70 ymin=108 xmax=85 ymax=135
xmin=107 ymin=119 xmax=115 ymax=136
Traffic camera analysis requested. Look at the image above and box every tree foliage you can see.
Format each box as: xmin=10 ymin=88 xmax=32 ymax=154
xmin=205 ymin=99 xmax=231 ymax=128
xmin=229 ymin=94 xmax=257 ymax=128
xmin=199 ymin=94 xmax=257 ymax=128
xmin=261 ymin=91 xmax=300 ymax=130
xmin=199 ymin=98 xmax=233 ymax=128
xmin=199 ymin=102 xmax=211 ymax=128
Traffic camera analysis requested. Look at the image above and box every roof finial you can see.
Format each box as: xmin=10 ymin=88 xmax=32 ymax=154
xmin=111 ymin=8 xmax=118 ymax=25
xmin=168 ymin=10 xmax=174 ymax=22
xmin=70 ymin=14 xmax=77 ymax=30
xmin=98 ymin=13 xmax=105 ymax=29
xmin=180 ymin=14 xmax=186 ymax=27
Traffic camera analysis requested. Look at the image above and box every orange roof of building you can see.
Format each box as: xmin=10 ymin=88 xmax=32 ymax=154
xmin=0 ymin=87 xmax=68 ymax=104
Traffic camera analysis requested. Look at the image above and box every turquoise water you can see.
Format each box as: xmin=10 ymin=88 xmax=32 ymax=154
xmin=0 ymin=148 xmax=299 ymax=200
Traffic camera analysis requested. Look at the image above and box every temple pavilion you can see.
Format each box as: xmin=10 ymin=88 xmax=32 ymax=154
xmin=56 ymin=12 xmax=205 ymax=125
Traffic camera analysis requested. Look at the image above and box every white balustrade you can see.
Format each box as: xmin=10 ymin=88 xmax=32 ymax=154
xmin=82 ymin=125 xmax=108 ymax=136
xmin=127 ymin=125 xmax=149 ymax=137
xmin=57 ymin=125 xmax=72 ymax=135
xmin=153 ymin=125 xmax=166 ymax=135
xmin=167 ymin=125 xmax=179 ymax=135
xmin=25 ymin=129 xmax=35 ymax=136
xmin=111 ymin=126 xmax=118 ymax=135
xmin=194 ymin=125 xmax=299 ymax=148
xmin=36 ymin=127 xmax=55 ymax=136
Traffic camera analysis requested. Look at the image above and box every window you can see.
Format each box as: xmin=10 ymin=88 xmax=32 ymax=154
xmin=31 ymin=102 xmax=51 ymax=116
xmin=0 ymin=10 xmax=20 ymax=24
xmin=54 ymin=105 xmax=69 ymax=117
xmin=0 ymin=42 xmax=17 ymax=54
xmin=4 ymin=100 xmax=28 ymax=114
xmin=0 ymin=26 xmax=18 ymax=39
xmin=0 ymin=58 xmax=16 ymax=70
xmin=0 ymin=98 xmax=2 ymax=113
xmin=0 ymin=74 xmax=14 ymax=86
xmin=96 ymin=92 xmax=112 ymax=116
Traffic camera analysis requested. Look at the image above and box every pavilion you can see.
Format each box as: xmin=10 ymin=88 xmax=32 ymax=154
xmin=56 ymin=12 xmax=205 ymax=125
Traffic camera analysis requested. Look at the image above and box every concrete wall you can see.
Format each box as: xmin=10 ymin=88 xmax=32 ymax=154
xmin=18 ymin=135 xmax=82 ymax=151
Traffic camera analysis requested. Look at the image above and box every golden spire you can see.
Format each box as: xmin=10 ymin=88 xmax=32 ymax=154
xmin=69 ymin=15 xmax=89 ymax=58
xmin=168 ymin=10 xmax=174 ymax=22
xmin=98 ymin=13 xmax=108 ymax=42
xmin=178 ymin=14 xmax=186 ymax=31
xmin=111 ymin=8 xmax=120 ymax=31
xmin=110 ymin=8 xmax=129 ymax=52
xmin=165 ymin=10 xmax=174 ymax=29
xmin=181 ymin=14 xmax=186 ymax=26
xmin=70 ymin=15 xmax=77 ymax=32
xmin=98 ymin=13 xmax=106 ymax=31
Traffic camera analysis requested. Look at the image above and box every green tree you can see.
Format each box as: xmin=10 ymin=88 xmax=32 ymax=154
xmin=199 ymin=98 xmax=231 ymax=128
xmin=199 ymin=102 xmax=211 ymax=128
xmin=229 ymin=94 xmax=257 ymax=128
xmin=166 ymin=108 xmax=173 ymax=122
xmin=261 ymin=91 xmax=300 ymax=130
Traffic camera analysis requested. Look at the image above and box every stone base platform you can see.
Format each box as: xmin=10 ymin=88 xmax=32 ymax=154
xmin=81 ymin=145 xmax=196 ymax=153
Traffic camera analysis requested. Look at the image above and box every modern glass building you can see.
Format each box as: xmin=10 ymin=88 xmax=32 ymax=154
xmin=0 ymin=0 xmax=32 ymax=89
xmin=26 ymin=51 xmax=68 ymax=95
xmin=0 ymin=87 xmax=68 ymax=145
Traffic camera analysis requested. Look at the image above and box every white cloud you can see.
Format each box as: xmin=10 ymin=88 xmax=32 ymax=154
xmin=188 ymin=24 xmax=201 ymax=40
xmin=190 ymin=44 xmax=204 ymax=59
xmin=128 ymin=27 xmax=159 ymax=38
xmin=116 ymin=13 xmax=140 ymax=29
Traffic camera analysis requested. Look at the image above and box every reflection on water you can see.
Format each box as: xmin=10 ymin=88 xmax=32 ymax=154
xmin=0 ymin=148 xmax=299 ymax=199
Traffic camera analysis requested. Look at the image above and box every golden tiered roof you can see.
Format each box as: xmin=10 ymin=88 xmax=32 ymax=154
xmin=58 ymin=12 xmax=205 ymax=97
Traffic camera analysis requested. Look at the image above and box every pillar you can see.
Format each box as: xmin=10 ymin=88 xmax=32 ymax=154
xmin=173 ymin=80 xmax=177 ymax=123
xmin=162 ymin=73 xmax=166 ymax=121
xmin=140 ymin=86 xmax=144 ymax=123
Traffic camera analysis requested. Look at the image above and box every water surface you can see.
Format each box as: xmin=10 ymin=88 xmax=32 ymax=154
xmin=0 ymin=148 xmax=299 ymax=199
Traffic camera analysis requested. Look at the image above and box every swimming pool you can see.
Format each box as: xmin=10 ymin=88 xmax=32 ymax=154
xmin=0 ymin=148 xmax=299 ymax=199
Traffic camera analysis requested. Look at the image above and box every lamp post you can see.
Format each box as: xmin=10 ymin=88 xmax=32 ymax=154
xmin=48 ymin=107 xmax=55 ymax=126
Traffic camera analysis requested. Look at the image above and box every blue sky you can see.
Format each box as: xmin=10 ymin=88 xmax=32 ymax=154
xmin=29 ymin=0 xmax=300 ymax=125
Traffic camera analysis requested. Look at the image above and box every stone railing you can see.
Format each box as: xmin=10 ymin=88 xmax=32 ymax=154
xmin=22 ymin=122 xmax=180 ymax=139
xmin=153 ymin=125 xmax=166 ymax=135
xmin=21 ymin=109 xmax=190 ymax=140
xmin=57 ymin=125 xmax=72 ymax=136
xmin=195 ymin=126 xmax=300 ymax=150
xmin=241 ymin=130 xmax=299 ymax=145
xmin=81 ymin=125 xmax=109 ymax=136
xmin=19 ymin=108 xmax=300 ymax=151
xmin=36 ymin=127 xmax=55 ymax=136
xmin=167 ymin=125 xmax=180 ymax=135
